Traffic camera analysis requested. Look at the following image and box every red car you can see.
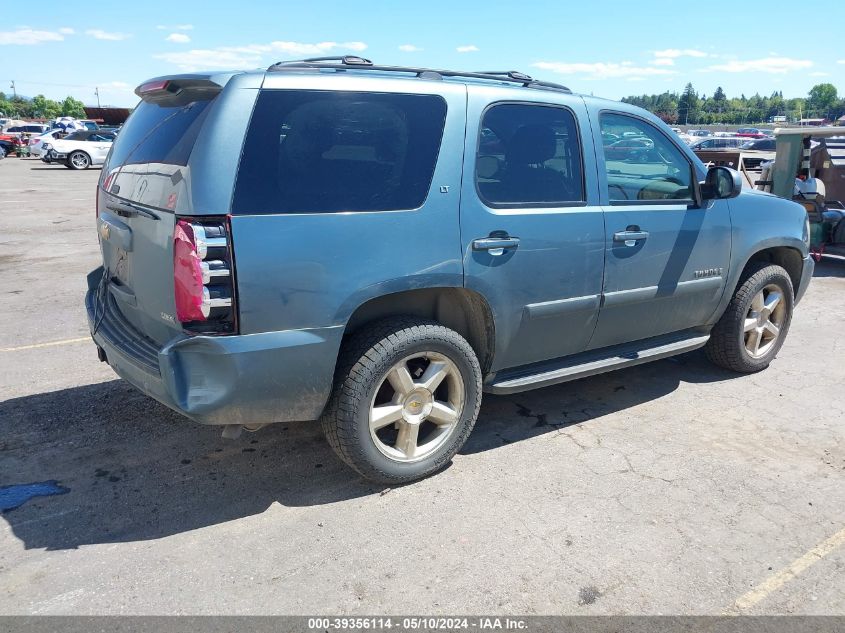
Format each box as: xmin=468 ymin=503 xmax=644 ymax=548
xmin=735 ymin=127 xmax=767 ymax=139
xmin=0 ymin=133 xmax=27 ymax=158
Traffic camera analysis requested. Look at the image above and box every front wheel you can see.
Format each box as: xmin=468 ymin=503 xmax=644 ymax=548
xmin=321 ymin=318 xmax=482 ymax=484
xmin=706 ymin=263 xmax=794 ymax=373
xmin=68 ymin=151 xmax=90 ymax=170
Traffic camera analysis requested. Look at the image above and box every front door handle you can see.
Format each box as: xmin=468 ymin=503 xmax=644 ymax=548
xmin=613 ymin=230 xmax=649 ymax=246
xmin=472 ymin=236 xmax=520 ymax=256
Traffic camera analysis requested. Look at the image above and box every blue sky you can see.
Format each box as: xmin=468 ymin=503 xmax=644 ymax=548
xmin=2 ymin=0 xmax=843 ymax=108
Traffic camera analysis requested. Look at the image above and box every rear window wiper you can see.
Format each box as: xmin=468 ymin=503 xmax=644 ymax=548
xmin=106 ymin=200 xmax=160 ymax=220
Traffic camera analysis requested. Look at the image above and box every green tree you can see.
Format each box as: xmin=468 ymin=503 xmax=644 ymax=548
xmin=678 ymin=83 xmax=700 ymax=125
xmin=713 ymin=86 xmax=726 ymax=102
xmin=30 ymin=94 xmax=62 ymax=119
xmin=807 ymin=83 xmax=838 ymax=118
xmin=60 ymin=96 xmax=86 ymax=118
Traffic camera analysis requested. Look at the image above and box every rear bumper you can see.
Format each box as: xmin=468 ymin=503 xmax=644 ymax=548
xmin=795 ymin=254 xmax=814 ymax=305
xmin=85 ymin=268 xmax=343 ymax=425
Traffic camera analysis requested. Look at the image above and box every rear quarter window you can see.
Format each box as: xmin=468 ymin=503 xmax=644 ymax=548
xmin=232 ymin=90 xmax=447 ymax=214
xmin=106 ymin=99 xmax=213 ymax=170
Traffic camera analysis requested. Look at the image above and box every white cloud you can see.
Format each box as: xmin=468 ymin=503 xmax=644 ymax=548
xmin=650 ymin=58 xmax=674 ymax=67
xmin=838 ymin=60 xmax=845 ymax=65
xmin=654 ymin=48 xmax=709 ymax=59
xmin=86 ymin=29 xmax=131 ymax=41
xmin=704 ymin=56 xmax=813 ymax=74
xmin=58 ymin=27 xmax=75 ymax=35
xmin=532 ymin=60 xmax=677 ymax=80
xmin=155 ymin=40 xmax=369 ymax=70
xmin=157 ymin=24 xmax=194 ymax=31
xmin=155 ymin=49 xmax=263 ymax=71
xmin=810 ymin=71 xmax=829 ymax=77
xmin=166 ymin=32 xmax=191 ymax=43
xmin=264 ymin=40 xmax=367 ymax=55
xmin=0 ymin=28 xmax=64 ymax=45
xmin=456 ymin=45 xmax=479 ymax=53
xmin=399 ymin=44 xmax=422 ymax=52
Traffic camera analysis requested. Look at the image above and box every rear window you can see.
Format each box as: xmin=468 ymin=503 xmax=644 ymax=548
xmin=232 ymin=90 xmax=447 ymax=214
xmin=106 ymin=98 xmax=213 ymax=170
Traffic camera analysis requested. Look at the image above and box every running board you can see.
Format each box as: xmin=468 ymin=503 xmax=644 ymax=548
xmin=485 ymin=332 xmax=710 ymax=395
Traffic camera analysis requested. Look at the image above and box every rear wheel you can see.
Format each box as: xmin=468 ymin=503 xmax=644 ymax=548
xmin=68 ymin=151 xmax=90 ymax=170
xmin=321 ymin=318 xmax=482 ymax=484
xmin=706 ymin=263 xmax=794 ymax=373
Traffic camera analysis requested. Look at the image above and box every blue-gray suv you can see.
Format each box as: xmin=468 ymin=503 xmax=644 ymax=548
xmin=87 ymin=57 xmax=814 ymax=483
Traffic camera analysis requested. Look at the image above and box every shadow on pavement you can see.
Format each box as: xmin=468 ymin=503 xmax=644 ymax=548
xmin=813 ymin=257 xmax=845 ymax=278
xmin=1 ymin=349 xmax=736 ymax=550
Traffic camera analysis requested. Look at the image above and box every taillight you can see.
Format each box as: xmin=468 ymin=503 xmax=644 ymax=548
xmin=173 ymin=217 xmax=236 ymax=334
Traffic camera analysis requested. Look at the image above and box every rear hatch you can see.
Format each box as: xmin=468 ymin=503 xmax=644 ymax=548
xmin=96 ymin=77 xmax=227 ymax=346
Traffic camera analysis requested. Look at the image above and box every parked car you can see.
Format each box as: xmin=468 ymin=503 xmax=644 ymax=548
xmin=42 ymin=130 xmax=115 ymax=169
xmin=603 ymin=137 xmax=655 ymax=160
xmin=736 ymin=127 xmax=767 ymax=139
xmin=28 ymin=130 xmax=66 ymax=158
xmin=687 ymin=129 xmax=712 ymax=138
xmin=689 ymin=137 xmax=750 ymax=150
xmin=0 ymin=133 xmax=28 ymax=157
xmin=87 ymin=59 xmax=814 ymax=483
xmin=740 ymin=138 xmax=777 ymax=151
xmin=6 ymin=123 xmax=49 ymax=136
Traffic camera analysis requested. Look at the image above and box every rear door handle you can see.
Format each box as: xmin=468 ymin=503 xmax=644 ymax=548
xmin=472 ymin=236 xmax=520 ymax=255
xmin=613 ymin=230 xmax=649 ymax=246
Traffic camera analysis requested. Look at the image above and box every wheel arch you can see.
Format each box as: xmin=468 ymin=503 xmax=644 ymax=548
xmin=707 ymin=243 xmax=804 ymax=328
xmin=742 ymin=246 xmax=803 ymax=294
xmin=343 ymin=288 xmax=496 ymax=374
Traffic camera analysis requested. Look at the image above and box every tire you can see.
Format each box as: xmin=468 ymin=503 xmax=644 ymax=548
xmin=0 ymin=147 xmax=5 ymax=159
xmin=321 ymin=317 xmax=482 ymax=484
xmin=68 ymin=151 xmax=90 ymax=170
xmin=705 ymin=263 xmax=794 ymax=373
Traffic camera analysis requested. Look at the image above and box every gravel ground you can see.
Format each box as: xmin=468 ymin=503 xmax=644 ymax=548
xmin=0 ymin=156 xmax=843 ymax=615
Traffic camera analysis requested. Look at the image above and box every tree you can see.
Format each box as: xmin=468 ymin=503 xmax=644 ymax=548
xmin=807 ymin=83 xmax=838 ymax=118
xmin=678 ymin=83 xmax=700 ymax=125
xmin=713 ymin=86 xmax=726 ymax=102
xmin=30 ymin=94 xmax=62 ymax=119
xmin=60 ymin=96 xmax=86 ymax=118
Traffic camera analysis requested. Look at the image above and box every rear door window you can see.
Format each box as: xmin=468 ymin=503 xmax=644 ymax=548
xmin=475 ymin=103 xmax=584 ymax=207
xmin=232 ymin=90 xmax=447 ymax=214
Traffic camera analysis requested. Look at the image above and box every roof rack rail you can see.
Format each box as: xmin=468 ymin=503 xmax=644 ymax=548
xmin=266 ymin=57 xmax=572 ymax=94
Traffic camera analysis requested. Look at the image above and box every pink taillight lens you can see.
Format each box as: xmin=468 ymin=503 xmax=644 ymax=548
xmin=173 ymin=219 xmax=206 ymax=322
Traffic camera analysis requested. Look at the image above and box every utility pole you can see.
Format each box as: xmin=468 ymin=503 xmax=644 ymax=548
xmin=94 ymin=87 xmax=101 ymax=109
xmin=10 ymin=80 xmax=16 ymax=98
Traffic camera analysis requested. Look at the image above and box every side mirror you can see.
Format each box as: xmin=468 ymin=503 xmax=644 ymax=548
xmin=700 ymin=166 xmax=742 ymax=200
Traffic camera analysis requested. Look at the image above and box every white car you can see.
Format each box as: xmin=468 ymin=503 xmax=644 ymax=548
xmin=28 ymin=130 xmax=65 ymax=158
xmin=42 ymin=130 xmax=115 ymax=169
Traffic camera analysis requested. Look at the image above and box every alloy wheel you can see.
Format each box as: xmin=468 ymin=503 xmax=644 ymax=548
xmin=743 ymin=284 xmax=786 ymax=359
xmin=369 ymin=352 xmax=465 ymax=463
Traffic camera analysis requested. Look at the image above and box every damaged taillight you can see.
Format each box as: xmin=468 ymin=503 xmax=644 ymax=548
xmin=173 ymin=217 xmax=236 ymax=333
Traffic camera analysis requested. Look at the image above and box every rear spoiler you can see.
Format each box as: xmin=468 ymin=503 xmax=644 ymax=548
xmin=135 ymin=76 xmax=226 ymax=106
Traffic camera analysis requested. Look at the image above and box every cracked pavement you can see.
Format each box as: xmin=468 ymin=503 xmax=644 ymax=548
xmin=1 ymin=158 xmax=843 ymax=614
